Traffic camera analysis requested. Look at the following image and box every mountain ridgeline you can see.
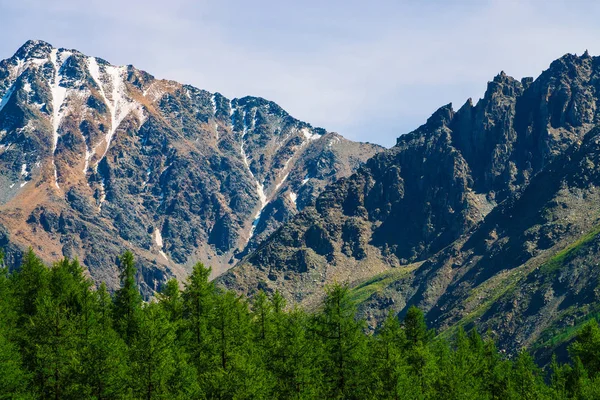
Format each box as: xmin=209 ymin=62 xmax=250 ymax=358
xmin=220 ymin=51 xmax=600 ymax=355
xmin=0 ymin=40 xmax=382 ymax=296
xmin=3 ymin=39 xmax=600 ymax=358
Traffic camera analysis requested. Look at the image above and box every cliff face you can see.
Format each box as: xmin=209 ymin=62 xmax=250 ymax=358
xmin=0 ymin=40 xmax=382 ymax=295
xmin=220 ymin=52 xmax=600 ymax=353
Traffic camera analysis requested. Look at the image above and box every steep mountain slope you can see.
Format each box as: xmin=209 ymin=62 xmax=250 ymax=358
xmin=220 ymin=51 xmax=600 ymax=351
xmin=0 ymin=40 xmax=382 ymax=295
xmin=354 ymin=126 xmax=600 ymax=352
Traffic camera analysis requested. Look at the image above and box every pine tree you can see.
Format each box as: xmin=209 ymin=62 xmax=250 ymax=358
xmin=96 ymin=282 xmax=114 ymax=329
xmin=11 ymin=248 xmax=48 ymax=322
xmin=0 ymin=250 xmax=17 ymax=341
xmin=129 ymin=302 xmax=179 ymax=400
xmin=314 ymin=283 xmax=368 ymax=399
xmin=30 ymin=258 xmax=87 ymax=398
xmin=435 ymin=327 xmax=483 ymax=399
xmin=78 ymin=321 xmax=129 ymax=399
xmin=402 ymin=306 xmax=437 ymax=397
xmin=370 ymin=313 xmax=408 ymax=399
xmin=404 ymin=305 xmax=429 ymax=347
xmin=508 ymin=351 xmax=549 ymax=400
xmin=113 ymin=251 xmax=142 ymax=345
xmin=181 ymin=262 xmax=215 ymax=374
xmin=570 ymin=320 xmax=600 ymax=377
xmin=0 ymin=329 xmax=30 ymax=399
xmin=0 ymin=251 xmax=29 ymax=399
xmin=252 ymin=291 xmax=272 ymax=343
xmin=158 ymin=279 xmax=183 ymax=324
xmin=77 ymin=281 xmax=129 ymax=399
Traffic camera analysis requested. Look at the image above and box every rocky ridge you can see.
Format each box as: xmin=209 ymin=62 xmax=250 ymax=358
xmin=0 ymin=40 xmax=382 ymax=295
xmin=220 ymin=51 xmax=600 ymax=354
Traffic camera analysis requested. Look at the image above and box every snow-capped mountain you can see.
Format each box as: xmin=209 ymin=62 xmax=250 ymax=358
xmin=0 ymin=40 xmax=382 ymax=295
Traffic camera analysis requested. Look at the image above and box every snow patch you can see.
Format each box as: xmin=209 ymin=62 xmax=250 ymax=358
xmin=211 ymin=94 xmax=217 ymax=115
xmin=249 ymin=212 xmax=262 ymax=239
xmin=289 ymin=191 xmax=297 ymax=206
xmin=83 ymin=146 xmax=90 ymax=174
xmin=142 ymin=167 xmax=151 ymax=187
xmin=238 ymin=110 xmax=269 ymax=241
xmin=301 ymin=127 xmax=321 ymax=142
xmin=275 ymin=172 xmax=289 ymax=192
xmin=328 ymin=136 xmax=341 ymax=148
xmin=256 ymin=182 xmax=267 ymax=209
xmin=88 ymin=57 xmax=141 ymax=205
xmin=154 ymin=228 xmax=163 ymax=247
xmin=154 ymin=228 xmax=168 ymax=259
xmin=274 ymin=156 xmax=294 ymax=192
xmin=87 ymin=57 xmax=139 ymax=176
xmin=50 ymin=48 xmax=71 ymax=190
xmin=23 ymin=82 xmax=32 ymax=93
xmin=20 ymin=163 xmax=27 ymax=176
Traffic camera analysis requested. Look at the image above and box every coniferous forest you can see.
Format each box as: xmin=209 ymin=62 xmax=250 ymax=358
xmin=2 ymin=250 xmax=600 ymax=399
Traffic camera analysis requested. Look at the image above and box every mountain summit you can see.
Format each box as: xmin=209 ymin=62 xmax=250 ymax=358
xmin=220 ymin=51 xmax=600 ymax=356
xmin=0 ymin=40 xmax=382 ymax=295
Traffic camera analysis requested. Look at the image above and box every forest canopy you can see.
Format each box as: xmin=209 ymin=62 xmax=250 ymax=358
xmin=1 ymin=249 xmax=600 ymax=399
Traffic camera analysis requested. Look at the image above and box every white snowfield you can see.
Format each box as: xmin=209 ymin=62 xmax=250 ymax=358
xmin=49 ymin=48 xmax=72 ymax=189
xmin=0 ymin=41 xmax=340 ymax=243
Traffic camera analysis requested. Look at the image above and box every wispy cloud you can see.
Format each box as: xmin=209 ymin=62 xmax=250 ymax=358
xmin=1 ymin=0 xmax=599 ymax=146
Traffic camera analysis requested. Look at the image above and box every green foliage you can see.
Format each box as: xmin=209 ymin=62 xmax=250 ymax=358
xmin=113 ymin=250 xmax=143 ymax=345
xmin=347 ymin=267 xmax=416 ymax=305
xmin=540 ymin=224 xmax=600 ymax=274
xmin=3 ymin=249 xmax=600 ymax=398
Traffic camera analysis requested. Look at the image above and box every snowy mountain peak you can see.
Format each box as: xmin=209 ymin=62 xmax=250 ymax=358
xmin=0 ymin=40 xmax=382 ymax=295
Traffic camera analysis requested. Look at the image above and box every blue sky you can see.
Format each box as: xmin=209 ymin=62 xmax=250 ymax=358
xmin=1 ymin=0 xmax=599 ymax=147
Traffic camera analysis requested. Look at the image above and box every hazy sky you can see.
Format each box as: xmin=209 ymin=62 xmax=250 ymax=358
xmin=1 ymin=0 xmax=599 ymax=147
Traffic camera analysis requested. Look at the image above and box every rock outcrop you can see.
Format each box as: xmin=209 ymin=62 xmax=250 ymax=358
xmin=0 ymin=40 xmax=382 ymax=296
xmin=220 ymin=52 xmax=600 ymax=356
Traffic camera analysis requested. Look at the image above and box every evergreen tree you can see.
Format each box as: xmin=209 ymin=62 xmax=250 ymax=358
xmin=508 ymin=351 xmax=549 ymax=400
xmin=129 ymin=302 xmax=180 ymax=399
xmin=267 ymin=294 xmax=322 ymax=399
xmin=113 ymin=251 xmax=142 ymax=344
xmin=75 ymin=281 xmax=129 ymax=399
xmin=402 ymin=306 xmax=437 ymax=397
xmin=158 ymin=279 xmax=183 ymax=324
xmin=435 ymin=327 xmax=484 ymax=399
xmin=0 ymin=252 xmax=29 ymax=400
xmin=182 ymin=262 xmax=215 ymax=375
xmin=0 ymin=329 xmax=30 ymax=399
xmin=252 ymin=291 xmax=272 ymax=343
xmin=570 ymin=320 xmax=600 ymax=377
xmin=11 ymin=248 xmax=48 ymax=323
xmin=370 ymin=313 xmax=408 ymax=399
xmin=29 ymin=258 xmax=87 ymax=399
xmin=7 ymin=249 xmax=600 ymax=399
xmin=314 ymin=283 xmax=368 ymax=399
xmin=206 ymin=290 xmax=270 ymax=398
xmin=404 ymin=305 xmax=430 ymax=346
